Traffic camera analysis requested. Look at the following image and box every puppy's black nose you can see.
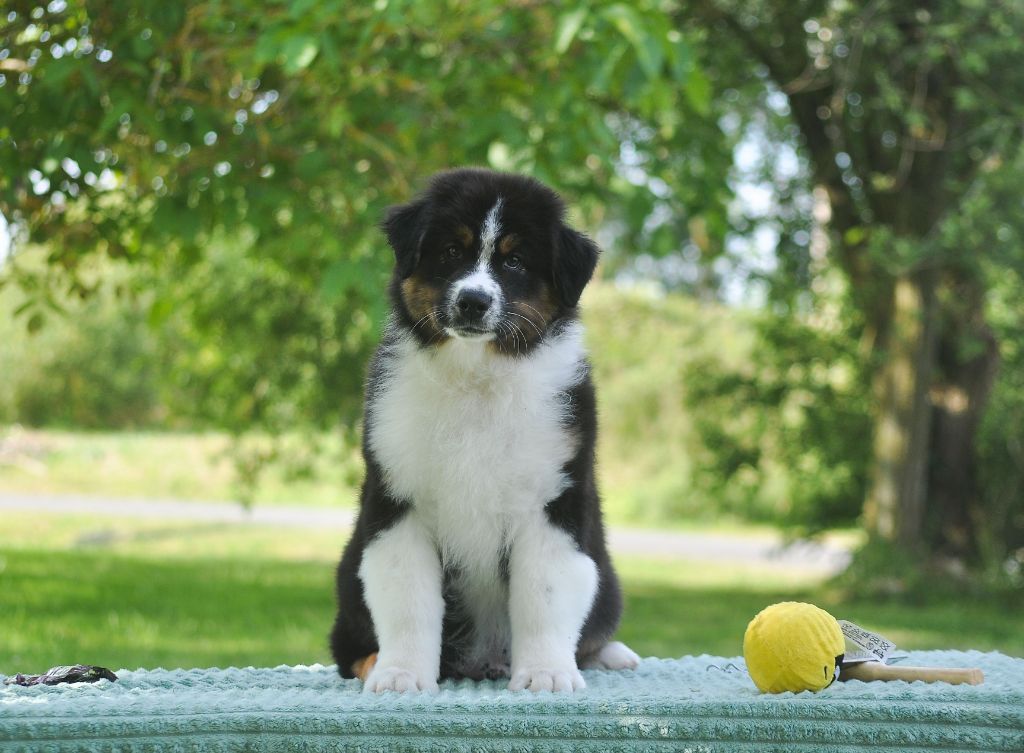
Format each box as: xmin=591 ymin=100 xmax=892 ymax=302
xmin=455 ymin=288 xmax=493 ymax=320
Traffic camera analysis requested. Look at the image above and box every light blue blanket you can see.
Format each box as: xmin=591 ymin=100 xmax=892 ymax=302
xmin=2 ymin=651 xmax=1022 ymax=752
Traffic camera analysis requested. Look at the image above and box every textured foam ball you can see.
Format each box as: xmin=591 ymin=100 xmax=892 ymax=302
xmin=743 ymin=601 xmax=845 ymax=694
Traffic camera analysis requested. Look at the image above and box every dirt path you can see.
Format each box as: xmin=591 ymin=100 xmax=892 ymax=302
xmin=0 ymin=492 xmax=852 ymax=573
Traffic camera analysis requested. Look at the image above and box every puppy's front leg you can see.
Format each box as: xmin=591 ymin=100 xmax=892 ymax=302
xmin=358 ymin=514 xmax=443 ymax=693
xmin=508 ymin=520 xmax=598 ymax=692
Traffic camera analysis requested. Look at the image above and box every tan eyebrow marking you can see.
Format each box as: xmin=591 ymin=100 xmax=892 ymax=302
xmin=499 ymin=234 xmax=519 ymax=255
xmin=455 ymin=225 xmax=473 ymax=248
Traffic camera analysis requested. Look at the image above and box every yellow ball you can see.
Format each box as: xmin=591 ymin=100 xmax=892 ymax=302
xmin=743 ymin=601 xmax=845 ymax=694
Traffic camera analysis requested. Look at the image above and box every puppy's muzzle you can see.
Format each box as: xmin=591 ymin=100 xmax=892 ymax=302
xmin=451 ymin=288 xmax=494 ymax=331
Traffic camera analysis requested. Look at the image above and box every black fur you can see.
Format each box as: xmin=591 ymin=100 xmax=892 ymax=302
xmin=382 ymin=200 xmax=431 ymax=279
xmin=330 ymin=168 xmax=622 ymax=681
xmin=553 ymin=226 xmax=600 ymax=308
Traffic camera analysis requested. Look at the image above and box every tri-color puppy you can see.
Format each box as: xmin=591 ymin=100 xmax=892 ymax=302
xmin=329 ymin=168 xmax=639 ymax=693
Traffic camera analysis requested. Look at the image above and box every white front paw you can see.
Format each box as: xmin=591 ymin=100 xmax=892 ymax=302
xmin=509 ymin=666 xmax=586 ymax=693
xmin=364 ymin=664 xmax=438 ymax=694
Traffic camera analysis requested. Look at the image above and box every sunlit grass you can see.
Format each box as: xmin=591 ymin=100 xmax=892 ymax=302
xmin=0 ymin=511 xmax=348 ymax=562
xmin=0 ymin=427 xmax=361 ymax=508
xmin=615 ymin=555 xmax=1023 ymax=659
xmin=1 ymin=514 xmax=1020 ymax=674
xmin=0 ymin=548 xmax=337 ymax=671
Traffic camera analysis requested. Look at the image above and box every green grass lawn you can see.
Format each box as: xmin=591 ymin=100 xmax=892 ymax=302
xmin=1 ymin=513 xmax=1020 ymax=674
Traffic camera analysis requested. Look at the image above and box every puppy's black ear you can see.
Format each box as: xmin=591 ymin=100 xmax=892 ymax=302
xmin=382 ymin=199 xmax=430 ymax=278
xmin=553 ymin=226 xmax=600 ymax=308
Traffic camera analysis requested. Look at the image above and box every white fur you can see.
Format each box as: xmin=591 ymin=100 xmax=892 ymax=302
xmin=358 ymin=514 xmax=444 ymax=693
xmin=447 ymin=267 xmax=502 ymax=333
xmin=369 ymin=321 xmax=587 ymax=532
xmin=366 ymin=321 xmax=593 ymax=691
xmin=580 ymin=641 xmax=641 ymax=671
xmin=478 ymin=198 xmax=504 ymax=260
xmin=508 ymin=518 xmax=597 ymax=692
xmin=448 ymin=199 xmax=505 ymax=331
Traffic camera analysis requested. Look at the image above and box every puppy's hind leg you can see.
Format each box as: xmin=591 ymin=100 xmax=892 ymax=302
xmin=579 ymin=641 xmax=641 ymax=671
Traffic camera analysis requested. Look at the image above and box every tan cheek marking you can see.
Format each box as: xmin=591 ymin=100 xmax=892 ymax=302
xmin=401 ymin=277 xmax=443 ymax=330
xmin=536 ymin=282 xmax=559 ymax=322
xmin=511 ymin=283 xmax=558 ymax=339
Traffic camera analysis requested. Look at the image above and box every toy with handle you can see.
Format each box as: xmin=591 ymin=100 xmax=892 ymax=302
xmin=743 ymin=602 xmax=985 ymax=694
xmin=841 ymin=661 xmax=984 ymax=685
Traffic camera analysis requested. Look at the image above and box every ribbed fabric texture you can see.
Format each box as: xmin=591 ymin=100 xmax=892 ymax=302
xmin=2 ymin=651 xmax=1021 ymax=752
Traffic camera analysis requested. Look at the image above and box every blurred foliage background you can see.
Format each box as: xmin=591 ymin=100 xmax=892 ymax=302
xmin=1 ymin=0 xmax=1023 ymax=669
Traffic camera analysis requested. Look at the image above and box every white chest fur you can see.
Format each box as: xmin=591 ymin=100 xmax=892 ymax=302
xmin=367 ymin=322 xmax=587 ymax=569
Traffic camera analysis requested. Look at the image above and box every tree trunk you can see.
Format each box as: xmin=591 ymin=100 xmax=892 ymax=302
xmin=864 ymin=271 xmax=1000 ymax=562
xmin=864 ymin=272 xmax=939 ymax=553
xmin=924 ymin=283 xmax=1000 ymax=560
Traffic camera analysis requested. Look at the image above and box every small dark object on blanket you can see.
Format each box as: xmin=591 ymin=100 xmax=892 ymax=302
xmin=4 ymin=664 xmax=118 ymax=687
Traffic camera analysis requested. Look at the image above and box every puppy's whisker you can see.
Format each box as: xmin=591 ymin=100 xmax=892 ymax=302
xmin=509 ymin=321 xmax=529 ymax=357
xmin=497 ymin=320 xmax=519 ymax=356
xmin=424 ymin=311 xmax=449 ymax=347
xmin=517 ymin=302 xmax=549 ymax=325
xmin=508 ymin=311 xmax=542 ymax=337
xmin=410 ymin=313 xmax=433 ymax=334
xmin=411 ymin=307 xmax=446 ymax=339
xmin=499 ymin=320 xmax=518 ymax=356
xmin=514 ymin=323 xmax=524 ymax=356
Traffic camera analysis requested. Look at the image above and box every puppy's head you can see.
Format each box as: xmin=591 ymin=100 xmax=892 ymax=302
xmin=383 ymin=168 xmax=599 ymax=353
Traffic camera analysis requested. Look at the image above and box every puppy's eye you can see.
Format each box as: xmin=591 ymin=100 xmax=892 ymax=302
xmin=504 ymin=254 xmax=524 ymax=271
xmin=445 ymin=245 xmax=462 ymax=261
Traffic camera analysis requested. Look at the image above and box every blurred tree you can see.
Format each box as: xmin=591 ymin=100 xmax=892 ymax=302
xmin=0 ymin=0 xmax=731 ymax=429
xmin=2 ymin=0 xmax=1022 ymax=566
xmin=685 ymin=308 xmax=873 ymax=533
xmin=680 ymin=0 xmax=1024 ymax=565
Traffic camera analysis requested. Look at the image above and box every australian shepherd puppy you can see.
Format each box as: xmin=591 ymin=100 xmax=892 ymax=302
xmin=329 ymin=168 xmax=639 ymax=693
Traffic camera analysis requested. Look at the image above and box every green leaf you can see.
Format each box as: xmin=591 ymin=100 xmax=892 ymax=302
xmin=280 ymin=35 xmax=319 ymax=74
xmin=684 ymin=67 xmax=711 ymax=116
xmin=554 ymin=7 xmax=589 ymax=55
xmin=601 ymin=4 xmax=662 ymax=81
xmin=326 ymin=104 xmax=351 ymax=138
xmin=320 ymin=258 xmax=385 ymax=303
xmin=589 ymin=40 xmax=629 ymax=95
xmin=148 ymin=295 xmax=176 ymax=328
xmin=27 ymin=311 xmax=45 ymax=333
xmin=667 ymin=35 xmax=692 ymax=84
xmin=844 ymin=227 xmax=868 ymax=246
xmin=289 ymin=0 xmax=324 ymax=19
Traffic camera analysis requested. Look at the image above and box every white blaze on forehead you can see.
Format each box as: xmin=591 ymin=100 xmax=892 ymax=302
xmin=478 ymin=198 xmax=504 ymax=262
xmin=448 ymin=197 xmax=505 ymax=330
